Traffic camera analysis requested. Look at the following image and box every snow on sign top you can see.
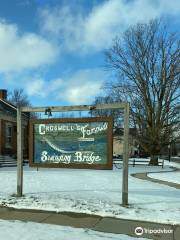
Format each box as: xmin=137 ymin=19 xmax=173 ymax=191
xmin=29 ymin=117 xmax=113 ymax=170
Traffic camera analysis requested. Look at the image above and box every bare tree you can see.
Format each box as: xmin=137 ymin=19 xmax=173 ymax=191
xmin=8 ymin=88 xmax=38 ymax=119
xmin=8 ymin=88 xmax=30 ymax=107
xmin=105 ymin=19 xmax=180 ymax=165
xmin=91 ymin=95 xmax=123 ymax=128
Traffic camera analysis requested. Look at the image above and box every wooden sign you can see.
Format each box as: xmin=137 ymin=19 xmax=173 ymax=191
xmin=29 ymin=117 xmax=113 ymax=169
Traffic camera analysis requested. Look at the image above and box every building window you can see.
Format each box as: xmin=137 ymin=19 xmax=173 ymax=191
xmin=5 ymin=123 xmax=13 ymax=148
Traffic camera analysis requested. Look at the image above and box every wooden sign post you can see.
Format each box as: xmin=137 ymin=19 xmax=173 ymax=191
xmin=16 ymin=103 xmax=129 ymax=206
xmin=17 ymin=105 xmax=23 ymax=197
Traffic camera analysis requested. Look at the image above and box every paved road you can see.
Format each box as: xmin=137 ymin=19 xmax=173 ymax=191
xmin=131 ymin=166 xmax=180 ymax=189
xmin=131 ymin=167 xmax=180 ymax=189
xmin=0 ymin=207 xmax=179 ymax=240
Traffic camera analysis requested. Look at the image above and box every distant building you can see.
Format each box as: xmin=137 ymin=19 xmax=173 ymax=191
xmin=0 ymin=89 xmax=28 ymax=158
xmin=113 ymin=128 xmax=139 ymax=157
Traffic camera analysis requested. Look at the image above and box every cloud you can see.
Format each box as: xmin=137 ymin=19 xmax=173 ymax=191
xmin=39 ymin=0 xmax=180 ymax=53
xmin=25 ymin=77 xmax=63 ymax=98
xmin=0 ymin=19 xmax=58 ymax=73
xmin=58 ymin=69 xmax=105 ymax=104
xmin=25 ymin=69 xmax=106 ymax=104
xmin=25 ymin=78 xmax=47 ymax=97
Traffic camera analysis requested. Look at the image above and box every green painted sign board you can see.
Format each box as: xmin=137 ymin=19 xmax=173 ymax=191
xmin=29 ymin=117 xmax=113 ymax=169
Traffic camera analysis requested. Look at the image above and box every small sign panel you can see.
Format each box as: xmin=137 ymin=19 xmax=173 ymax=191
xmin=29 ymin=117 xmax=113 ymax=169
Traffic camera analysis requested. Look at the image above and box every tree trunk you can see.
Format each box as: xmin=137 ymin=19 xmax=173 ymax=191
xmin=149 ymin=155 xmax=159 ymax=165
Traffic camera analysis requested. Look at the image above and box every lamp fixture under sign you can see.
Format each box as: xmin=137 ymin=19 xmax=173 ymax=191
xmin=45 ymin=108 xmax=52 ymax=118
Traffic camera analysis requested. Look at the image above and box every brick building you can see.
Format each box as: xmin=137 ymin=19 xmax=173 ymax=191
xmin=0 ymin=89 xmax=28 ymax=159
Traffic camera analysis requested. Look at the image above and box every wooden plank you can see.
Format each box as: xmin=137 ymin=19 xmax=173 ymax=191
xmin=0 ymin=112 xmax=28 ymax=123
xmin=17 ymin=105 xmax=23 ymax=197
xmin=0 ymin=113 xmax=17 ymax=123
xmin=21 ymin=102 xmax=127 ymax=112
xmin=122 ymin=102 xmax=129 ymax=206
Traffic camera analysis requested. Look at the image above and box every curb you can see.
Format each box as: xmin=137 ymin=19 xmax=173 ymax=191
xmin=0 ymin=206 xmax=179 ymax=240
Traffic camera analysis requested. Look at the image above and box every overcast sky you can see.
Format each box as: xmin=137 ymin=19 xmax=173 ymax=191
xmin=0 ymin=0 xmax=180 ymax=106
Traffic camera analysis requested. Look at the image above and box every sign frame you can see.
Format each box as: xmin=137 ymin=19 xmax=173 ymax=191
xmin=29 ymin=117 xmax=113 ymax=170
xmin=17 ymin=102 xmax=129 ymax=206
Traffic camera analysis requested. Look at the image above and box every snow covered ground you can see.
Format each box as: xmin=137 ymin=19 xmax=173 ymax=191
xmin=148 ymin=160 xmax=180 ymax=184
xmin=162 ymin=160 xmax=180 ymax=169
xmin=0 ymin=219 xmax=149 ymax=240
xmin=0 ymin=160 xmax=179 ymax=224
xmin=148 ymin=171 xmax=180 ymax=184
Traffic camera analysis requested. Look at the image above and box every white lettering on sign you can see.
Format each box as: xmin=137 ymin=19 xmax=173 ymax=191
xmin=81 ymin=123 xmax=107 ymax=138
xmin=74 ymin=152 xmax=101 ymax=164
xmin=39 ymin=124 xmax=45 ymax=135
xmin=38 ymin=123 xmax=108 ymax=138
xmin=41 ymin=151 xmax=71 ymax=164
xmin=40 ymin=151 xmax=102 ymax=165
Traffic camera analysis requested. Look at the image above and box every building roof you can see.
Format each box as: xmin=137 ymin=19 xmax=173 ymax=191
xmin=0 ymin=98 xmax=17 ymax=111
xmin=0 ymin=98 xmax=29 ymax=120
